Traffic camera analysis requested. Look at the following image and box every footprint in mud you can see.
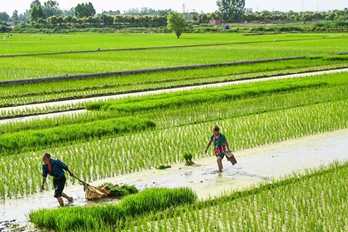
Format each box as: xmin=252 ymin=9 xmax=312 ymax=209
xmin=184 ymin=171 xmax=193 ymax=176
xmin=210 ymin=170 xmax=221 ymax=174
xmin=235 ymin=171 xmax=269 ymax=180
xmin=0 ymin=219 xmax=22 ymax=232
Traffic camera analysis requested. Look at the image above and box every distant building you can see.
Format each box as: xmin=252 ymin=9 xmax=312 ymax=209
xmin=210 ymin=19 xmax=222 ymax=25
xmin=7 ymin=22 xmax=15 ymax=28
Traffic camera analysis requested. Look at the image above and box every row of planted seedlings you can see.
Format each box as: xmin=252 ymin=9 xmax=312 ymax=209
xmin=1 ymin=33 xmax=334 ymax=55
xmin=85 ymin=71 xmax=348 ymax=113
xmin=0 ymin=40 xmax=325 ymax=80
xmin=0 ymin=56 xmax=344 ymax=96
xmin=29 ymin=187 xmax=197 ymax=232
xmin=0 ymin=103 xmax=84 ymax=120
xmin=0 ymin=117 xmax=156 ymax=156
xmin=1 ymin=33 xmax=342 ymax=55
xmin=1 ymin=72 xmax=344 ymax=198
xmin=1 ymin=71 xmax=347 ymax=153
xmin=151 ymin=84 xmax=348 ymax=128
xmin=1 ymin=71 xmax=348 ymax=136
xmin=118 ymin=162 xmax=348 ymax=232
xmin=1 ymin=34 xmax=347 ymax=82
xmin=1 ymin=97 xmax=348 ymax=200
xmin=28 ymin=160 xmax=348 ymax=231
xmin=1 ymin=56 xmax=348 ymax=107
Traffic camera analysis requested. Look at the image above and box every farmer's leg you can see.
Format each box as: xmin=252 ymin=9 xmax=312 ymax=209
xmin=57 ymin=197 xmax=64 ymax=206
xmin=216 ymin=153 xmax=224 ymax=172
xmin=54 ymin=176 xmax=67 ymax=206
xmin=62 ymin=193 xmax=73 ymax=202
xmin=217 ymin=158 xmax=223 ymax=172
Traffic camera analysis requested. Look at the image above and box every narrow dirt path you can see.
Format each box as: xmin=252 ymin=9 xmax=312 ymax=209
xmin=1 ymin=68 xmax=348 ymax=122
xmin=1 ymin=129 xmax=347 ymax=228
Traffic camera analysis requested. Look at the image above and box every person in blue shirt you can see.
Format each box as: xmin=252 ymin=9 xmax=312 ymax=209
xmin=41 ymin=153 xmax=75 ymax=207
xmin=205 ymin=125 xmax=230 ymax=172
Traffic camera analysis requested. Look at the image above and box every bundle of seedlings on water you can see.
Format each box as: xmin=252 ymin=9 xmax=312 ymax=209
xmin=183 ymin=152 xmax=194 ymax=166
xmin=98 ymin=183 xmax=139 ymax=197
xmin=156 ymin=165 xmax=171 ymax=170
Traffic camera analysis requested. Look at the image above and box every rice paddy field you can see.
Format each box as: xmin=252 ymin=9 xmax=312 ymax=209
xmin=0 ymin=32 xmax=348 ymax=231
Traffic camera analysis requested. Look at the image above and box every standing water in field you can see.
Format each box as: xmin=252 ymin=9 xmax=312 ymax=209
xmin=1 ymin=129 xmax=348 ymax=231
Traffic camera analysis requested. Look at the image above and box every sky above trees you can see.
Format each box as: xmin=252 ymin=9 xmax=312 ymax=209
xmin=1 ymin=0 xmax=346 ymax=14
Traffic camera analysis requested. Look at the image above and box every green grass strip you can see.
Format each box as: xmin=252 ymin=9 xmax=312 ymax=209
xmin=86 ymin=79 xmax=329 ymax=112
xmin=0 ymin=117 xmax=156 ymax=156
xmin=29 ymin=187 xmax=197 ymax=231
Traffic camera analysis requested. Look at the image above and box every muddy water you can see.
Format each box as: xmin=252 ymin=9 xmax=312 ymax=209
xmin=1 ymin=129 xmax=348 ymax=230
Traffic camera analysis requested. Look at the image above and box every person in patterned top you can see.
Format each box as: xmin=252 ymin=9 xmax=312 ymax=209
xmin=205 ymin=125 xmax=230 ymax=172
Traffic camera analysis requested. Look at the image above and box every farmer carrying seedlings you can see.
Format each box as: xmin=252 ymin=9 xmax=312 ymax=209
xmin=205 ymin=125 xmax=230 ymax=172
xmin=41 ymin=153 xmax=74 ymax=207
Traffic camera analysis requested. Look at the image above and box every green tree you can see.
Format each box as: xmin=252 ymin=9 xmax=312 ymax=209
xmin=101 ymin=15 xmax=113 ymax=26
xmin=37 ymin=18 xmax=47 ymax=24
xmin=92 ymin=16 xmax=101 ymax=27
xmin=18 ymin=10 xmax=30 ymax=23
xmin=47 ymin=15 xmax=57 ymax=25
xmin=11 ymin=10 xmax=19 ymax=22
xmin=62 ymin=8 xmax=75 ymax=17
xmin=167 ymin=12 xmax=186 ymax=39
xmin=30 ymin=5 xmax=45 ymax=22
xmin=216 ymin=0 xmax=245 ymax=22
xmin=30 ymin=0 xmax=42 ymax=9
xmin=75 ymin=2 xmax=96 ymax=18
xmin=63 ymin=16 xmax=73 ymax=24
xmin=0 ymin=21 xmax=11 ymax=32
xmin=43 ymin=0 xmax=62 ymax=17
xmin=0 ymin=12 xmax=10 ymax=22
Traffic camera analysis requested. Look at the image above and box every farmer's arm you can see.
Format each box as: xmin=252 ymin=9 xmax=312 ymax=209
xmin=58 ymin=160 xmax=75 ymax=177
xmin=41 ymin=177 xmax=46 ymax=190
xmin=226 ymin=140 xmax=230 ymax=151
xmin=205 ymin=140 xmax=213 ymax=153
xmin=42 ymin=165 xmax=47 ymax=190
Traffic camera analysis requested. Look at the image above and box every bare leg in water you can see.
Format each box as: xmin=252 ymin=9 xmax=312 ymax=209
xmin=217 ymin=158 xmax=223 ymax=172
xmin=57 ymin=193 xmax=73 ymax=206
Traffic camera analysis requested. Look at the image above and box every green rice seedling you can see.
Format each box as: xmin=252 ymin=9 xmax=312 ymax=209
xmin=86 ymin=77 xmax=329 ymax=113
xmin=117 ymin=162 xmax=348 ymax=232
xmin=0 ymin=33 xmax=343 ymax=55
xmin=0 ymin=57 xmax=347 ymax=107
xmin=155 ymin=165 xmax=172 ymax=170
xmin=0 ymin=117 xmax=156 ymax=156
xmin=29 ymin=187 xmax=197 ymax=231
xmin=2 ymin=73 xmax=348 ymax=199
xmin=0 ymin=34 xmax=347 ymax=81
xmin=183 ymin=152 xmax=194 ymax=166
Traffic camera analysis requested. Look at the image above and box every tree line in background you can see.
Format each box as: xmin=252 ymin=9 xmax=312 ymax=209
xmin=0 ymin=0 xmax=348 ymax=33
